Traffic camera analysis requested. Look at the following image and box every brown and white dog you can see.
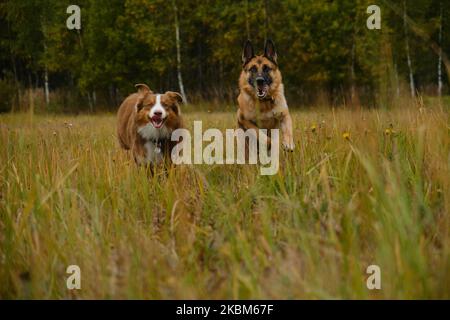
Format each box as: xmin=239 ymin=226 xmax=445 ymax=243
xmin=117 ymin=84 xmax=183 ymax=166
xmin=237 ymin=40 xmax=294 ymax=151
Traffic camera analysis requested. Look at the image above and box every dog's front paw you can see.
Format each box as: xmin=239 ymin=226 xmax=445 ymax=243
xmin=282 ymin=139 xmax=294 ymax=152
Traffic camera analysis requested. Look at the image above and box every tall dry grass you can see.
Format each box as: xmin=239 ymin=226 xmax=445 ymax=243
xmin=0 ymin=98 xmax=449 ymax=299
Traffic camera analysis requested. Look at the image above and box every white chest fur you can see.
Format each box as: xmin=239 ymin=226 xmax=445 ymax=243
xmin=144 ymin=141 xmax=164 ymax=164
xmin=137 ymin=124 xmax=171 ymax=164
xmin=137 ymin=124 xmax=171 ymax=141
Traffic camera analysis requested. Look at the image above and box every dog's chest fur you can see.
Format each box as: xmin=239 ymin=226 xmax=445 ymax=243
xmin=137 ymin=124 xmax=172 ymax=164
xmin=243 ymin=94 xmax=285 ymax=128
xmin=138 ymin=124 xmax=171 ymax=141
xmin=142 ymin=141 xmax=164 ymax=163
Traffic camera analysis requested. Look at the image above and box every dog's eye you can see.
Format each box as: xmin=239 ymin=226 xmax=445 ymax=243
xmin=249 ymin=66 xmax=257 ymax=73
xmin=263 ymin=65 xmax=271 ymax=73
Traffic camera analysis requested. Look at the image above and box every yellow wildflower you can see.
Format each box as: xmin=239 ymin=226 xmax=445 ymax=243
xmin=384 ymin=128 xmax=396 ymax=135
xmin=342 ymin=132 xmax=350 ymax=140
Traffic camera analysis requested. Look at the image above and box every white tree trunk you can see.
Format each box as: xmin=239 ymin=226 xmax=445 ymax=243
xmin=438 ymin=2 xmax=443 ymax=97
xmin=28 ymin=73 xmax=34 ymax=115
xmin=403 ymin=0 xmax=415 ymax=98
xmin=394 ymin=63 xmax=400 ymax=97
xmin=93 ymin=89 xmax=97 ymax=106
xmin=43 ymin=29 xmax=50 ymax=105
xmin=87 ymin=92 xmax=93 ymax=112
xmin=245 ymin=0 xmax=250 ymax=39
xmin=44 ymin=65 xmax=50 ymax=105
xmin=350 ymin=39 xmax=356 ymax=103
xmin=173 ymin=0 xmax=187 ymax=104
xmin=264 ymin=0 xmax=269 ymax=40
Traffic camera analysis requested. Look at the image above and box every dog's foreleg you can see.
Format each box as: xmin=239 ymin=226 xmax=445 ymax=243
xmin=272 ymin=87 xmax=294 ymax=151
xmin=132 ymin=137 xmax=148 ymax=165
xmin=280 ymin=110 xmax=294 ymax=151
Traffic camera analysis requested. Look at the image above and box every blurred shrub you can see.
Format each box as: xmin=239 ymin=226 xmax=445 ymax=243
xmin=0 ymin=79 xmax=16 ymax=113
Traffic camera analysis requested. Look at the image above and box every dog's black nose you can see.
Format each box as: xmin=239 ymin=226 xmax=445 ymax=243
xmin=256 ymin=77 xmax=265 ymax=86
xmin=153 ymin=111 xmax=162 ymax=117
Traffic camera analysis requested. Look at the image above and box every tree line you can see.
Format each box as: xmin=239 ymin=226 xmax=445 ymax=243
xmin=0 ymin=0 xmax=448 ymax=112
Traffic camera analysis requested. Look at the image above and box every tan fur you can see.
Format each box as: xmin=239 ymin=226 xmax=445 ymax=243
xmin=117 ymin=84 xmax=183 ymax=166
xmin=237 ymin=55 xmax=294 ymax=151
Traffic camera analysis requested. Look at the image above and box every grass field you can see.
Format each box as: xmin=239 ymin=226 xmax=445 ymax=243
xmin=0 ymin=101 xmax=449 ymax=299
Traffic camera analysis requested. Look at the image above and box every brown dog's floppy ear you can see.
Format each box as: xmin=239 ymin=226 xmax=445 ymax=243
xmin=165 ymin=91 xmax=183 ymax=104
xmin=264 ymin=39 xmax=277 ymax=65
xmin=134 ymin=84 xmax=152 ymax=111
xmin=242 ymin=40 xmax=254 ymax=67
xmin=135 ymin=83 xmax=153 ymax=95
xmin=165 ymin=91 xmax=183 ymax=115
xmin=134 ymin=95 xmax=145 ymax=111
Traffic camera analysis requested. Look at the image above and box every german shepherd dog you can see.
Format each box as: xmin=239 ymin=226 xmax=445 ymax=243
xmin=237 ymin=40 xmax=294 ymax=151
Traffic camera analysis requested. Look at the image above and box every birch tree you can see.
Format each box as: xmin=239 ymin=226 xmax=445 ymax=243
xmin=438 ymin=1 xmax=443 ymax=97
xmin=43 ymin=36 xmax=50 ymax=105
xmin=403 ymin=0 xmax=415 ymax=98
xmin=172 ymin=0 xmax=187 ymax=104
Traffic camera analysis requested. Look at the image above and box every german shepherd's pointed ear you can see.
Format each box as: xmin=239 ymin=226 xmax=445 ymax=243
xmin=242 ymin=40 xmax=254 ymax=67
xmin=264 ymin=39 xmax=278 ymax=65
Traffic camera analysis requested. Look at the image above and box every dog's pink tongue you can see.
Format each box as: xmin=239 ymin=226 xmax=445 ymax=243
xmin=152 ymin=116 xmax=163 ymax=128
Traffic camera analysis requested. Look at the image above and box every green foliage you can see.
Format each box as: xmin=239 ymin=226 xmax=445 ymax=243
xmin=0 ymin=78 xmax=16 ymax=112
xmin=0 ymin=0 xmax=448 ymax=109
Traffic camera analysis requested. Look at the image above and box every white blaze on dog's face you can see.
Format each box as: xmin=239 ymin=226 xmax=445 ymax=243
xmin=134 ymin=89 xmax=183 ymax=140
xmin=148 ymin=95 xmax=167 ymax=129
